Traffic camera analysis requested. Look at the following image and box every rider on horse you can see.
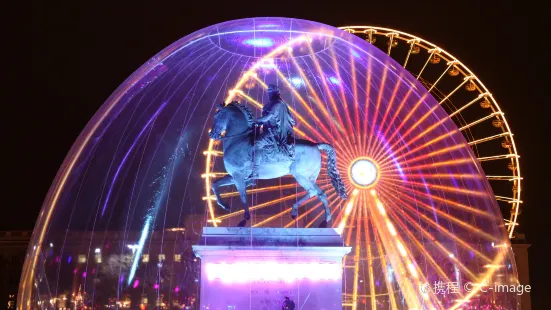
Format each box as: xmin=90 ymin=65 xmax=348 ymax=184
xmin=254 ymin=84 xmax=296 ymax=160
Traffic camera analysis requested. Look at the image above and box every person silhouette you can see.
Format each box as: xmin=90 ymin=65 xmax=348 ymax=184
xmin=282 ymin=296 xmax=295 ymax=310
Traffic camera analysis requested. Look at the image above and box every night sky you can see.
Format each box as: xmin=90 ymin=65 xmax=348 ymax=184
xmin=6 ymin=0 xmax=548 ymax=308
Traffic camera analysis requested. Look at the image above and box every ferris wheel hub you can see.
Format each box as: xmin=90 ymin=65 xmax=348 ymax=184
xmin=349 ymin=157 xmax=379 ymax=188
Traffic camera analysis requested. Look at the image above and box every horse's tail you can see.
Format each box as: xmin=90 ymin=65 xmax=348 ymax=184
xmin=317 ymin=143 xmax=348 ymax=199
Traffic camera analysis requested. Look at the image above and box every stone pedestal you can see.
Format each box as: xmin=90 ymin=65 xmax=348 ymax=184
xmin=192 ymin=227 xmax=351 ymax=310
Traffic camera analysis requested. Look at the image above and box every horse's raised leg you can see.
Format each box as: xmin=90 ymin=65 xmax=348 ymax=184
xmin=233 ymin=175 xmax=250 ymax=226
xmin=211 ymin=175 xmax=234 ymax=211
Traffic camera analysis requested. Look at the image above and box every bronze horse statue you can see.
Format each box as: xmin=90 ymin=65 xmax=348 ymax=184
xmin=209 ymin=102 xmax=348 ymax=226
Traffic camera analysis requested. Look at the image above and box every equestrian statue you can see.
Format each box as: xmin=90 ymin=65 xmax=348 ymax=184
xmin=208 ymin=84 xmax=348 ymax=226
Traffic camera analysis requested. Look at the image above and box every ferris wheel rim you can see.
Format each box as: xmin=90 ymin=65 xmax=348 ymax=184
xmin=338 ymin=25 xmax=522 ymax=239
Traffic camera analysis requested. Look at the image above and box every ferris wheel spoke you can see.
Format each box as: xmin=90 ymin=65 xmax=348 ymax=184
xmin=438 ymin=76 xmax=472 ymax=105
xmin=381 ymin=178 xmax=497 ymax=220
xmin=374 ymin=93 xmax=429 ymax=158
xmin=477 ymin=154 xmax=519 ymax=162
xmin=385 ymin=33 xmax=399 ymax=56
xmin=215 ymin=192 xmax=308 ymax=221
xmin=311 ymin=56 xmax=357 ymax=161
xmin=368 ymin=77 xmax=404 ymax=159
xmin=370 ymin=214 xmax=399 ymax=310
xmin=327 ymin=46 xmax=357 ymax=137
xmin=381 ymin=144 xmax=468 ymax=172
xmin=202 ymin=182 xmax=303 ymax=201
xmin=448 ymin=93 xmax=490 ymax=118
xmin=360 ymin=198 xmax=379 ymax=310
xmin=365 ymin=67 xmax=388 ymax=156
xmin=428 ymin=60 xmax=457 ymax=93
xmin=305 ymin=44 xmax=348 ymax=133
xmin=345 ymin=203 xmax=360 ymax=246
xmin=377 ymin=187 xmax=493 ymax=273
xmin=377 ymin=89 xmax=414 ymax=153
xmin=376 ymin=131 xmax=461 ymax=169
xmin=398 ymin=179 xmax=488 ymax=198
xmin=250 ymin=182 xmax=334 ymax=226
xmin=378 ymin=182 xmax=500 ymax=243
xmin=495 ymin=196 xmax=523 ymax=204
xmin=373 ymin=191 xmax=463 ymax=292
xmin=348 ymin=48 xmax=362 ymax=155
xmin=486 ymin=175 xmax=522 ymax=181
xmin=416 ymin=49 xmax=437 ymax=79
xmin=403 ymin=38 xmax=420 ymax=69
xmin=458 ymin=112 xmax=503 ymax=131
xmin=362 ymin=56 xmax=373 ymax=155
xmin=379 ymin=178 xmax=494 ymax=219
xmin=327 ymin=46 xmax=369 ymax=156
xmin=467 ymin=132 xmax=512 ymax=146
xmin=382 ymin=172 xmax=483 ymax=181
xmin=366 ymin=191 xmax=434 ymax=309
xmin=350 ymin=201 xmax=362 ymax=310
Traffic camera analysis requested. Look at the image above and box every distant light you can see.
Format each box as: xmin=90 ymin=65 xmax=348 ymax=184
xmin=257 ymin=58 xmax=276 ymax=70
xmin=174 ymin=286 xmax=180 ymax=293
xmin=49 ymin=243 xmax=53 ymax=248
xmin=243 ymin=38 xmax=274 ymax=47
xmin=289 ymin=77 xmax=305 ymax=88
xmin=154 ymin=283 xmax=159 ymax=289
xmin=132 ymin=279 xmax=139 ymax=288
xmin=491 ymin=242 xmax=495 ymax=248
xmin=449 ymin=253 xmax=455 ymax=258
xmin=94 ymin=248 xmax=101 ymax=254
xmin=350 ymin=158 xmax=378 ymax=187
xmin=328 ymin=76 xmax=340 ymax=84
xmin=127 ymin=244 xmax=139 ymax=254
xmin=82 ymin=272 xmax=87 ymax=278
xmin=387 ymin=265 xmax=394 ymax=283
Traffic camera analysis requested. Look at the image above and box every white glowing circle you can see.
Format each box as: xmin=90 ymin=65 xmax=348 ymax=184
xmin=350 ymin=159 xmax=378 ymax=187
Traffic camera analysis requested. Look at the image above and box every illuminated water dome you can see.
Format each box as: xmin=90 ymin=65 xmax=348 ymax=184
xmin=20 ymin=18 xmax=518 ymax=309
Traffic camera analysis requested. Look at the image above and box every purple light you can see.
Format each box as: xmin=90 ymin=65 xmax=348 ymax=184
xmin=67 ymin=256 xmax=72 ymax=264
xmin=328 ymin=76 xmax=340 ymax=84
xmin=154 ymin=283 xmax=160 ymax=290
xmin=174 ymin=286 xmax=180 ymax=293
xmin=243 ymin=38 xmax=274 ymax=47
xmin=289 ymin=77 xmax=305 ymax=88
xmin=257 ymin=58 xmax=277 ymax=70
xmin=133 ymin=279 xmax=139 ymax=288
xmin=82 ymin=272 xmax=87 ymax=278
xmin=206 ymin=262 xmax=340 ymax=283
xmin=257 ymin=24 xmax=279 ymax=28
